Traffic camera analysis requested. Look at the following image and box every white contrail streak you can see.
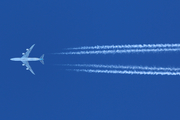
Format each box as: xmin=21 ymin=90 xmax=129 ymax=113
xmin=63 ymin=64 xmax=180 ymax=71
xmin=70 ymin=69 xmax=180 ymax=76
xmin=59 ymin=48 xmax=180 ymax=55
xmin=67 ymin=43 xmax=180 ymax=50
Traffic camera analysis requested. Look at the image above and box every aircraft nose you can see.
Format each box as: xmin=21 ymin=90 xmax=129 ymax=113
xmin=10 ymin=58 xmax=13 ymax=61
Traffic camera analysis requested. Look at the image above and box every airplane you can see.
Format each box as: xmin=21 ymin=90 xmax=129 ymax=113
xmin=10 ymin=44 xmax=44 ymax=75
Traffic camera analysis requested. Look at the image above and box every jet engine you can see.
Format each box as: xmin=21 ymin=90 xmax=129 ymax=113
xmin=22 ymin=64 xmax=25 ymax=66
xmin=26 ymin=49 xmax=29 ymax=51
xmin=22 ymin=53 xmax=25 ymax=55
xmin=26 ymin=68 xmax=29 ymax=70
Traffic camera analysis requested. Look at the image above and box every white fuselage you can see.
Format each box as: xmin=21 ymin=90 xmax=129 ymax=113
xmin=10 ymin=57 xmax=41 ymax=61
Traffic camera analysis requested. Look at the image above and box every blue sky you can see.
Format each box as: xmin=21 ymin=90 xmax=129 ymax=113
xmin=1 ymin=1 xmax=180 ymax=119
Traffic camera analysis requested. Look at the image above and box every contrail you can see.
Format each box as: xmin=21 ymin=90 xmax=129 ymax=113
xmin=63 ymin=64 xmax=180 ymax=71
xmin=58 ymin=48 xmax=180 ymax=55
xmin=70 ymin=69 xmax=180 ymax=76
xmin=67 ymin=43 xmax=180 ymax=50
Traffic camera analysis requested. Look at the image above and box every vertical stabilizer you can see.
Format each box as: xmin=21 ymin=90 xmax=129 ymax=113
xmin=40 ymin=54 xmax=44 ymax=64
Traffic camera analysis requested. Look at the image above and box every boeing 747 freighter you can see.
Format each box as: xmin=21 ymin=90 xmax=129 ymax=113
xmin=10 ymin=44 xmax=44 ymax=75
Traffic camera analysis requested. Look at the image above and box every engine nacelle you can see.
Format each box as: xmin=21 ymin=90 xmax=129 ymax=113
xmin=22 ymin=53 xmax=25 ymax=55
xmin=26 ymin=49 xmax=29 ymax=51
xmin=26 ymin=68 xmax=29 ymax=70
xmin=22 ymin=64 xmax=25 ymax=66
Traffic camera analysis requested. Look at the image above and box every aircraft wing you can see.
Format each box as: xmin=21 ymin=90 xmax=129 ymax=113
xmin=22 ymin=44 xmax=35 ymax=58
xmin=22 ymin=61 xmax=35 ymax=75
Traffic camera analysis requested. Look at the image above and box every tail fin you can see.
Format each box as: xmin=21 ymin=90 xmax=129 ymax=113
xmin=40 ymin=54 xmax=44 ymax=64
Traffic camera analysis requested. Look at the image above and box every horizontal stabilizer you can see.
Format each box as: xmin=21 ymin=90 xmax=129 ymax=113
xmin=40 ymin=54 xmax=44 ymax=64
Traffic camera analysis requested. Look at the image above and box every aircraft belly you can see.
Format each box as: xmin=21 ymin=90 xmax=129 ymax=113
xmin=21 ymin=58 xmax=40 ymax=61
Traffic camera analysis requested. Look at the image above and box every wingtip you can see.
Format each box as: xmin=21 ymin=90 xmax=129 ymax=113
xmin=30 ymin=44 xmax=35 ymax=48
